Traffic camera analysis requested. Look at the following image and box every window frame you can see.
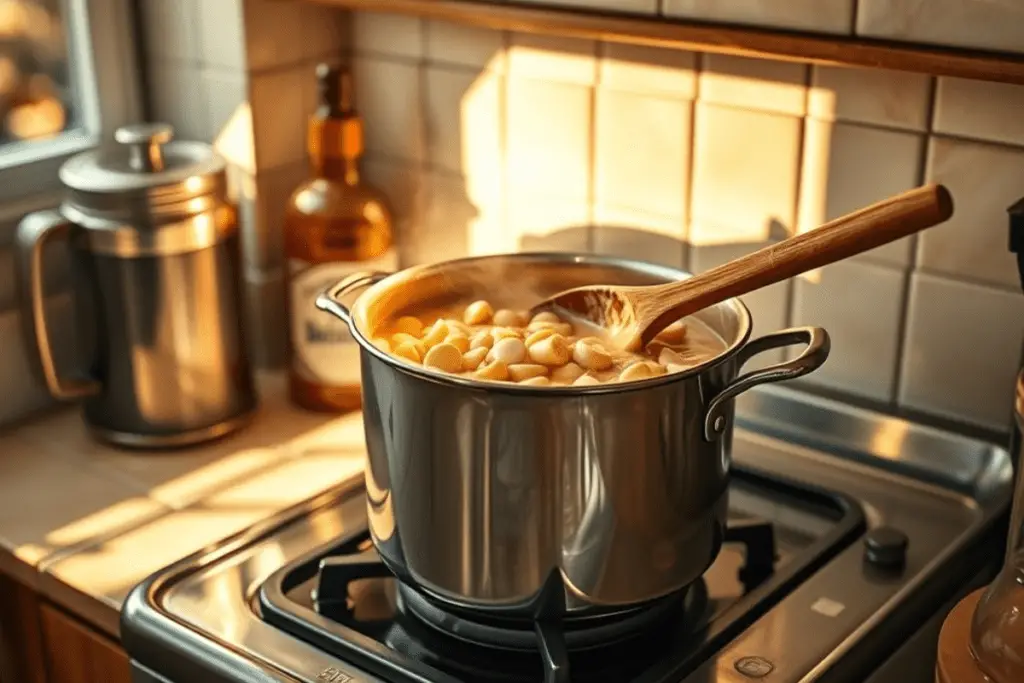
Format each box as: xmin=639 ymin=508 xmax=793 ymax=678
xmin=0 ymin=0 xmax=143 ymax=240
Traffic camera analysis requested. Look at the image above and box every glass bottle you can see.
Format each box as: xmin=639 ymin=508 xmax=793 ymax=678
xmin=970 ymin=371 xmax=1024 ymax=681
xmin=284 ymin=63 xmax=396 ymax=413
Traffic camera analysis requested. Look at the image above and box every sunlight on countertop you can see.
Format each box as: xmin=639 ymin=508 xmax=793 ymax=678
xmin=0 ymin=372 xmax=367 ymax=629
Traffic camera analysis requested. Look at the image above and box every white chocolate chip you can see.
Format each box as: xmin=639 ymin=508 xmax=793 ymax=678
xmin=656 ymin=320 xmax=688 ymax=345
xmin=421 ymin=320 xmax=449 ymax=348
xmin=531 ymin=311 xmax=562 ymax=324
xmin=491 ymin=327 xmax=522 ymax=342
xmin=618 ymin=361 xmax=666 ymax=382
xmin=573 ymin=340 xmax=613 ymax=371
xmin=462 ymin=347 xmax=489 ymax=371
xmin=445 ymin=333 xmax=470 ymax=354
xmin=470 ymin=330 xmax=494 ymax=350
xmin=474 ymin=359 xmax=510 ymax=381
xmin=394 ymin=316 xmax=423 ymax=336
xmin=371 ymin=338 xmax=391 ymax=353
xmin=492 ymin=309 xmax=527 ymax=327
xmin=524 ymin=327 xmax=558 ymax=347
xmin=423 ymin=343 xmax=463 ymax=373
xmin=519 ymin=376 xmax=551 ymax=386
xmin=508 ymin=364 xmax=548 ymax=382
xmin=488 ymin=337 xmax=527 ymax=364
xmin=572 ymin=373 xmax=601 ymax=386
xmin=551 ymin=362 xmax=585 ymax=383
xmin=394 ymin=341 xmax=424 ymax=363
xmin=528 ymin=334 xmax=570 ymax=367
xmin=464 ymin=300 xmax=494 ymax=326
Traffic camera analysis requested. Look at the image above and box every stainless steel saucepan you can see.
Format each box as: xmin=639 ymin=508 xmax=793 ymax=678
xmin=315 ymin=253 xmax=830 ymax=617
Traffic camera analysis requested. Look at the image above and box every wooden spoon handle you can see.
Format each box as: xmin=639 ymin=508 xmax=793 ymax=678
xmin=642 ymin=183 xmax=954 ymax=343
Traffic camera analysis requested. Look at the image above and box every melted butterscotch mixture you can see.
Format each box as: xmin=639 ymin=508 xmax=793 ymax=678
xmin=372 ymin=300 xmax=727 ymax=387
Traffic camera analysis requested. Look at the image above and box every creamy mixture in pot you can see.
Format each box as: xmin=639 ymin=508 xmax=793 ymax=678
xmin=371 ymin=300 xmax=728 ymax=387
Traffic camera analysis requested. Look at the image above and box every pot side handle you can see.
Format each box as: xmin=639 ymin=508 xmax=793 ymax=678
xmin=704 ymin=326 xmax=830 ymax=441
xmin=315 ymin=271 xmax=392 ymax=326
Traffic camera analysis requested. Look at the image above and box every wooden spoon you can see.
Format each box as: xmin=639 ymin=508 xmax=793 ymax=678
xmin=533 ymin=183 xmax=954 ymax=351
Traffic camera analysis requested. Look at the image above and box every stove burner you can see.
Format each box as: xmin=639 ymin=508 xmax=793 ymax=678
xmin=312 ymin=519 xmax=777 ymax=683
xmin=397 ymin=581 xmax=694 ymax=652
xmin=260 ymin=467 xmax=867 ymax=683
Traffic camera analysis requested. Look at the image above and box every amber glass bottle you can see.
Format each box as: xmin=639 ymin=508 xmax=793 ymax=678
xmin=284 ymin=63 xmax=396 ymax=413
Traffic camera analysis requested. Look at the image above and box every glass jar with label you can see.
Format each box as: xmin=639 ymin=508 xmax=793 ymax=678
xmin=284 ymin=63 xmax=397 ymax=413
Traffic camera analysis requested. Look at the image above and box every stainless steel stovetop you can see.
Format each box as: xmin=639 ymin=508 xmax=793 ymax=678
xmin=121 ymin=386 xmax=1013 ymax=683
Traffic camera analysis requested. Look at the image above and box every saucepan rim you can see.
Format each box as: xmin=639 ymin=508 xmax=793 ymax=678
xmin=332 ymin=252 xmax=755 ymax=396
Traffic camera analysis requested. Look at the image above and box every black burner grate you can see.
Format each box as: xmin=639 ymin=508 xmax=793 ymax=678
xmin=259 ymin=467 xmax=864 ymax=683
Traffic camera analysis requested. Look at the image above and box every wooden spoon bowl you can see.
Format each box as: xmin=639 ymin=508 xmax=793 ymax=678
xmin=532 ymin=183 xmax=954 ymax=351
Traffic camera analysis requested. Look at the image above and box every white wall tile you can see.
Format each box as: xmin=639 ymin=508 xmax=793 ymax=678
xmin=242 ymin=270 xmax=287 ymax=369
xmin=243 ymin=163 xmax=306 ymax=270
xmin=506 ymin=79 xmax=591 ymax=201
xmin=362 ymin=157 xmax=424 ymax=267
xmin=690 ymin=103 xmax=802 ymax=246
xmin=149 ymin=64 xmax=210 ymax=142
xmin=508 ymin=34 xmax=596 ymax=86
xmin=507 ymin=193 xmax=591 ymax=252
xmin=425 ymin=19 xmax=505 ymax=72
xmin=352 ymin=57 xmax=426 ymax=164
xmin=0 ymin=296 xmax=74 ymax=428
xmin=352 ymin=12 xmax=423 ymax=60
xmin=664 ymin=0 xmax=854 ymax=35
xmin=791 ymin=261 xmax=906 ymax=402
xmin=202 ymin=69 xmax=249 ymax=147
xmin=139 ymin=0 xmax=199 ymax=64
xmin=196 ymin=0 xmax=245 ymax=70
xmin=412 ymin=171 xmax=477 ymax=265
xmin=899 ymin=273 xmax=1024 ymax=430
xmin=690 ymin=242 xmax=792 ymax=367
xmin=594 ymin=89 xmax=690 ymax=220
xmin=798 ymin=120 xmax=924 ymax=267
xmin=424 ymin=66 xmax=503 ymax=193
xmin=249 ymin=66 xmax=307 ymax=170
xmin=243 ymin=0 xmax=307 ymax=72
xmin=808 ymin=66 xmax=931 ymax=131
xmin=593 ymin=207 xmax=686 ymax=269
xmin=934 ymin=77 xmax=1024 ymax=148
xmin=920 ymin=136 xmax=1024 ymax=290
xmin=857 ymin=0 xmax=1024 ymax=55
xmin=698 ymin=54 xmax=807 ymax=116
xmin=512 ymin=0 xmax=656 ymax=14
xmin=299 ymin=2 xmax=349 ymax=62
xmin=0 ymin=245 xmax=70 ymax=313
xmin=598 ymin=43 xmax=697 ymax=99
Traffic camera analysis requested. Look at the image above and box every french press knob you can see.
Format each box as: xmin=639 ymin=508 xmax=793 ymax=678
xmin=114 ymin=122 xmax=174 ymax=173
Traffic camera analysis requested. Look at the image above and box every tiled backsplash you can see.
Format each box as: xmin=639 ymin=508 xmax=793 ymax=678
xmin=2 ymin=0 xmax=1022 ymax=436
xmin=269 ymin=10 xmax=1024 ymax=431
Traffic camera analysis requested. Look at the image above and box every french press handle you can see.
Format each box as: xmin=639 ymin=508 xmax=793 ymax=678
xmin=15 ymin=212 xmax=101 ymax=400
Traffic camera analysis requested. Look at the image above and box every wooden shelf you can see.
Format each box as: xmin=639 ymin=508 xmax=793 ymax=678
xmin=306 ymin=0 xmax=1024 ymax=84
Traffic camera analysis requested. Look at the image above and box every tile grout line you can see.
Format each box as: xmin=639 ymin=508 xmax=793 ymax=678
xmin=890 ymin=74 xmax=937 ymax=406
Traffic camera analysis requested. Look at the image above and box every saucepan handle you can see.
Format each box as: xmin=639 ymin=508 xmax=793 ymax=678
xmin=704 ymin=326 xmax=830 ymax=441
xmin=315 ymin=271 xmax=392 ymax=326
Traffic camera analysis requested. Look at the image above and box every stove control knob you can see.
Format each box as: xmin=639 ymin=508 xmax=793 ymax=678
xmin=863 ymin=526 xmax=908 ymax=570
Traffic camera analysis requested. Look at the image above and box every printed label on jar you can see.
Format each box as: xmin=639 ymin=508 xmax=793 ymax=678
xmin=289 ymin=249 xmax=398 ymax=386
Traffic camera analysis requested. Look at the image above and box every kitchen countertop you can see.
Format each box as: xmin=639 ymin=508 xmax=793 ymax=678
xmin=0 ymin=372 xmax=367 ymax=638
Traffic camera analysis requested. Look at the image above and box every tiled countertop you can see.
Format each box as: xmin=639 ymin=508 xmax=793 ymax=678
xmin=0 ymin=372 xmax=367 ymax=638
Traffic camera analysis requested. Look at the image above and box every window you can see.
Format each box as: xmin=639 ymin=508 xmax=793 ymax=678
xmin=0 ymin=0 xmax=141 ymax=225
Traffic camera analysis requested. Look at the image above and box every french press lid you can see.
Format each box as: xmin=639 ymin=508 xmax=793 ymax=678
xmin=59 ymin=122 xmax=228 ymax=225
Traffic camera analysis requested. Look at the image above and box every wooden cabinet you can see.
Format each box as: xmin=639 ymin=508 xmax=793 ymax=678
xmin=39 ymin=604 xmax=130 ymax=683
xmin=0 ymin=573 xmax=46 ymax=683
xmin=0 ymin=573 xmax=130 ymax=683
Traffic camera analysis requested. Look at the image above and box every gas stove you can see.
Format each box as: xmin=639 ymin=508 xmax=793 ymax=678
xmin=121 ymin=386 xmax=1013 ymax=683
